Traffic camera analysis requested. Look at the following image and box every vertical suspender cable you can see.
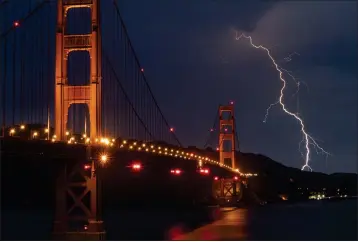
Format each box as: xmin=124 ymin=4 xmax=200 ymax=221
xmin=2 ymin=38 xmax=7 ymax=136
xmin=12 ymin=27 xmax=16 ymax=125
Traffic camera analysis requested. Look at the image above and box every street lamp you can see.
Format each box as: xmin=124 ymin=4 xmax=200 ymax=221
xmin=100 ymin=154 xmax=108 ymax=166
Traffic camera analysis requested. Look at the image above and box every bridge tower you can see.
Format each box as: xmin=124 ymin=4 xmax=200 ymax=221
xmin=55 ymin=0 xmax=102 ymax=140
xmin=219 ymin=103 xmax=236 ymax=169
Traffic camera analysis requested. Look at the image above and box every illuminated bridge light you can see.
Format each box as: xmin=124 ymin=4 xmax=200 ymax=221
xmin=170 ymin=149 xmax=174 ymax=152
xmin=123 ymin=140 xmax=127 ymax=144
xmin=138 ymin=147 xmax=142 ymax=151
xmin=159 ymin=151 xmax=162 ymax=154
xmin=142 ymin=143 xmax=146 ymax=147
xmin=176 ymin=150 xmax=179 ymax=153
xmin=132 ymin=163 xmax=141 ymax=171
xmin=152 ymin=150 xmax=156 ymax=153
xmin=199 ymin=168 xmax=209 ymax=175
xmin=145 ymin=148 xmax=149 ymax=152
xmin=170 ymin=169 xmax=182 ymax=175
xmin=65 ymin=131 xmax=70 ymax=136
xmin=20 ymin=125 xmax=25 ymax=130
xmin=129 ymin=146 xmax=133 ymax=149
xmin=9 ymin=129 xmax=15 ymax=135
xmin=133 ymin=142 xmax=137 ymax=146
xmin=150 ymin=145 xmax=154 ymax=149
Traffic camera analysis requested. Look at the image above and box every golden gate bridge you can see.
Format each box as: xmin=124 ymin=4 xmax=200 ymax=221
xmin=0 ymin=0 xmax=257 ymax=239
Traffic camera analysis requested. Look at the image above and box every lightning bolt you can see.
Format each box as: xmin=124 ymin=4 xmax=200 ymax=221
xmin=235 ymin=32 xmax=330 ymax=171
xmin=283 ymin=52 xmax=300 ymax=62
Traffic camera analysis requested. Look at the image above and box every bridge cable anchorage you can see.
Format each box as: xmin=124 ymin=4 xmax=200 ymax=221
xmin=112 ymin=0 xmax=182 ymax=147
xmin=235 ymin=32 xmax=331 ymax=171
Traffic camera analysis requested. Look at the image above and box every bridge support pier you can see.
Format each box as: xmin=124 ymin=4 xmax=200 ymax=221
xmin=213 ymin=178 xmax=242 ymax=206
xmin=52 ymin=152 xmax=105 ymax=240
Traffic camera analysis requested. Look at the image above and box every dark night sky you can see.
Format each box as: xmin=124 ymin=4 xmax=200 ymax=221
xmin=2 ymin=0 xmax=357 ymax=174
xmin=116 ymin=0 xmax=357 ymax=174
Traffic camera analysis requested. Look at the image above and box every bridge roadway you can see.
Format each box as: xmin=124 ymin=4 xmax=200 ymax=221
xmin=1 ymin=137 xmax=259 ymax=239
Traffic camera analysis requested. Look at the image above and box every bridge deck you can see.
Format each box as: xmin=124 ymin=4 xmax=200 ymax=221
xmin=173 ymin=208 xmax=248 ymax=240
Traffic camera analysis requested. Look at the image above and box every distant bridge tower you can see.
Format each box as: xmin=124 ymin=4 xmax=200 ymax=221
xmin=219 ymin=103 xmax=236 ymax=169
xmin=55 ymin=0 xmax=102 ymax=140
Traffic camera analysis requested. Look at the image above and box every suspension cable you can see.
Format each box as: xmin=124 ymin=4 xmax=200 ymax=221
xmin=112 ymin=0 xmax=182 ymax=146
xmin=102 ymin=51 xmax=154 ymax=140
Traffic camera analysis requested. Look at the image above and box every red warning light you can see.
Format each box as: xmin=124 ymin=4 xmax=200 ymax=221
xmin=229 ymin=101 xmax=234 ymax=105
xmin=132 ymin=163 xmax=141 ymax=171
xmin=141 ymin=68 xmax=144 ymax=72
xmin=170 ymin=127 xmax=174 ymax=132
xmin=216 ymin=147 xmax=219 ymax=151
xmin=171 ymin=168 xmax=182 ymax=175
xmin=234 ymin=176 xmax=238 ymax=180
xmin=84 ymin=164 xmax=91 ymax=170
xmin=13 ymin=21 xmax=20 ymax=27
xmin=214 ymin=176 xmax=219 ymax=181
xmin=210 ymin=128 xmax=214 ymax=132
xmin=199 ymin=168 xmax=209 ymax=175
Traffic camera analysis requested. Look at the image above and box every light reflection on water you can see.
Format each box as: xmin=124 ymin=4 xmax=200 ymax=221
xmin=173 ymin=208 xmax=248 ymax=240
xmin=1 ymin=200 xmax=357 ymax=240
